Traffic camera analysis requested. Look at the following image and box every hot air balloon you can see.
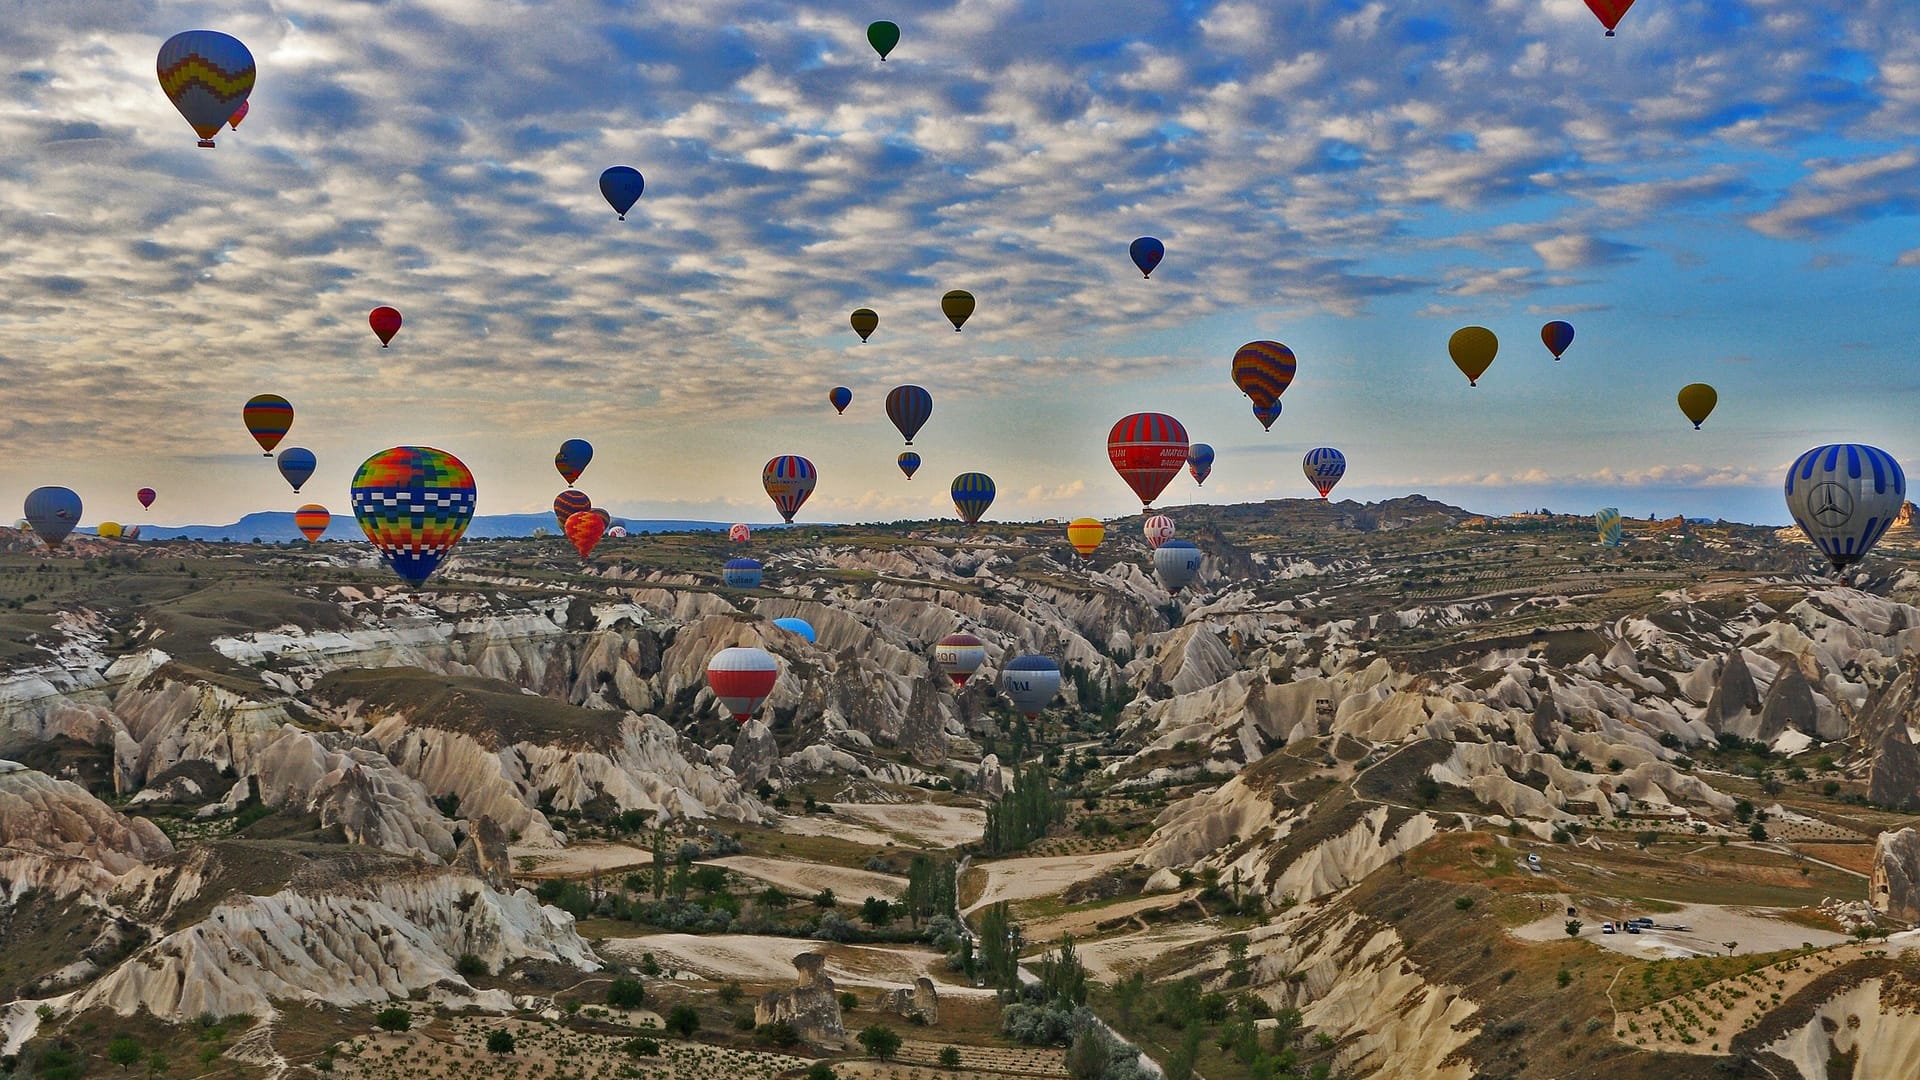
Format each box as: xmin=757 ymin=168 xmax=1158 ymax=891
xmin=1303 ymin=447 xmax=1346 ymax=498
xmin=1541 ymin=320 xmax=1575 ymax=361
xmin=1108 ymin=413 xmax=1189 ymax=508
xmin=868 ymin=20 xmax=900 ymax=60
xmin=1130 ymin=237 xmax=1164 ymax=279
xmin=1232 ymin=341 xmax=1296 ymax=405
xmin=898 ymin=452 xmax=921 ymax=480
xmin=607 ymin=525 xmax=629 ymax=539
xmin=137 ymin=488 xmax=156 ymax=510
xmin=887 ymin=384 xmax=933 ymax=444
xmin=708 ymin=647 xmax=779 ymax=724
xmin=553 ymin=490 xmax=592 ymax=531
xmin=23 ymin=487 xmax=81 ymax=549
xmin=951 ymin=473 xmax=995 ymax=525
xmin=1784 ymin=444 xmax=1908 ymax=571
xmin=295 ymin=504 xmax=331 ymax=542
xmin=941 ymin=290 xmax=975 ymax=331
xmin=851 ymin=309 xmax=878 ymax=342
xmin=1584 ymin=0 xmax=1635 ymax=35
xmin=773 ymin=617 xmax=816 ymax=643
xmin=243 ymin=394 xmax=293 ymax=456
xmin=723 ymin=557 xmax=764 ymax=589
xmin=1002 ymin=656 xmax=1062 ymax=718
xmin=156 ymin=31 xmax=254 ymax=148
xmin=97 ymin=522 xmax=122 ymax=540
xmin=763 ymin=456 xmax=817 ymax=523
xmin=1153 ymin=539 xmax=1202 ymax=594
xmin=1678 ymin=384 xmax=1717 ymax=429
xmin=1448 ymin=326 xmax=1498 ymax=386
xmin=599 ymin=166 xmax=645 ymax=219
xmin=1143 ymin=514 xmax=1175 ymax=549
xmin=829 ymin=387 xmax=853 ymax=414
xmin=350 ymin=447 xmax=476 ymax=586
xmin=564 ymin=510 xmax=606 ymax=560
xmin=1187 ymin=443 xmax=1214 ymax=486
xmin=277 ymin=447 xmax=316 ymax=492
xmin=369 ymin=306 xmax=402 ymax=347
xmin=122 ymin=525 xmax=141 ymax=541
xmin=228 ymin=99 xmax=249 ymax=130
xmin=589 ymin=507 xmax=611 ymax=531
xmin=933 ymin=633 xmax=986 ymax=687
xmin=1252 ymin=400 xmax=1282 ymax=431
xmin=1594 ymin=507 xmax=1624 ymax=547
xmin=555 ymin=439 xmax=593 ymax=486
xmin=729 ymin=522 xmax=752 ymax=543
xmin=1066 ymin=517 xmax=1105 ymax=558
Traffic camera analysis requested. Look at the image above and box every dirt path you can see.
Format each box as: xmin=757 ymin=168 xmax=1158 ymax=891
xmin=964 ymin=849 xmax=1142 ymax=913
xmin=712 ymin=855 xmax=907 ymax=901
xmin=595 ymin=934 xmax=996 ymax=996
xmin=1512 ymin=902 xmax=1847 ymax=959
xmin=1070 ymin=923 xmax=1219 ymax=982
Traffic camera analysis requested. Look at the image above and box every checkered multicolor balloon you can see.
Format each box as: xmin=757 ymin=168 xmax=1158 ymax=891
xmin=350 ymin=446 xmax=476 ymax=585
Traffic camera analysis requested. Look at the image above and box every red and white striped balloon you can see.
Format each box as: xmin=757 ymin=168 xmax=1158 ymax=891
xmin=707 ymin=647 xmax=779 ymax=724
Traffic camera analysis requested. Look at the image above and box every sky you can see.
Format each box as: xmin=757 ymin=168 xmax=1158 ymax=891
xmin=4 ymin=0 xmax=1920 ymax=528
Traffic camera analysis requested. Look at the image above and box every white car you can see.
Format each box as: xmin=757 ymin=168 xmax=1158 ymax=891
xmin=1601 ymin=922 xmax=1616 ymax=934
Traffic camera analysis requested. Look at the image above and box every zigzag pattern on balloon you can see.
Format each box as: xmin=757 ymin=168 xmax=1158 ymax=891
xmin=156 ymin=60 xmax=255 ymax=99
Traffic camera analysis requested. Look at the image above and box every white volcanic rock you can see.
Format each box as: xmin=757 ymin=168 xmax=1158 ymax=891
xmin=253 ymin=731 xmax=457 ymax=857
xmin=0 ymin=761 xmax=172 ymax=874
xmin=1765 ymin=977 xmax=1920 ymax=1080
xmin=113 ymin=673 xmax=296 ymax=792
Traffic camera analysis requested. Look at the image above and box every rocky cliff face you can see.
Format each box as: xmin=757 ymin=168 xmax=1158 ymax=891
xmin=1873 ymin=828 xmax=1920 ymax=922
xmin=0 ymin=761 xmax=173 ymax=875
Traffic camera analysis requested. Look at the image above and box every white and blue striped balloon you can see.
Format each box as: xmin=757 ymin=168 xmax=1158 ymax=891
xmin=1784 ymin=444 xmax=1907 ymax=571
xmin=1303 ymin=447 xmax=1346 ymax=498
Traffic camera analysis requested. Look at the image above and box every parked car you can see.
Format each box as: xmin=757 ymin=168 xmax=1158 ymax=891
xmin=1601 ymin=922 xmax=1616 ymax=934
xmin=1626 ymin=923 xmax=1642 ymax=934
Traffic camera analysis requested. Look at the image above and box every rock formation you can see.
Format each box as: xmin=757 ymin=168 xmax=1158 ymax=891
xmin=976 ymin=752 xmax=1005 ymax=799
xmin=0 ymin=761 xmax=173 ymax=875
xmin=1868 ymin=721 xmax=1920 ymax=812
xmin=1871 ymin=827 xmax=1920 ymax=922
xmin=754 ymin=952 xmax=846 ymax=1048
xmin=452 ymin=815 xmax=514 ymax=892
xmin=877 ymin=977 xmax=938 ymax=1024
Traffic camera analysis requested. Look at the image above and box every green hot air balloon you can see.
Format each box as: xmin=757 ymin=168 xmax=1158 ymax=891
xmin=867 ymin=21 xmax=900 ymax=60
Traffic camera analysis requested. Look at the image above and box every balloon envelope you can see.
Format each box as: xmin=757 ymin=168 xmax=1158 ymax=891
xmin=886 ymin=384 xmax=933 ymax=444
xmin=941 ymin=290 xmax=975 ymax=331
xmin=599 ymin=166 xmax=645 ymax=219
xmin=295 ymin=504 xmax=331 ymax=542
xmin=933 ymin=633 xmax=986 ymax=687
xmin=23 ymin=487 xmax=81 ymax=548
xmin=829 ymin=386 xmax=853 ymax=414
xmin=1678 ymin=383 xmax=1717 ymax=429
xmin=1108 ymin=413 xmax=1189 ymax=508
xmin=708 ymin=646 xmax=779 ymax=723
xmin=1450 ymin=327 xmax=1498 ymax=386
xmin=1232 ymin=341 xmax=1296 ymax=405
xmin=277 ymin=447 xmax=316 ymax=492
xmin=951 ymin=473 xmax=996 ymax=525
xmin=1584 ymin=0 xmax=1635 ymax=34
xmin=555 ymin=439 xmax=593 ymax=485
xmin=1187 ymin=443 xmax=1214 ymax=486
xmin=897 ymin=452 xmax=921 ymax=479
xmin=867 ymin=20 xmax=900 ymax=59
xmin=1153 ymin=539 xmax=1202 ymax=593
xmin=228 ymin=99 xmax=248 ymax=129
xmin=370 ymin=306 xmax=402 ymax=346
xmin=553 ymin=490 xmax=592 ymax=530
xmin=564 ymin=510 xmax=606 ymax=560
xmin=773 ymin=617 xmax=816 ymax=643
xmin=350 ymin=447 xmax=476 ymax=585
xmin=1303 ymin=447 xmax=1346 ymax=498
xmin=156 ymin=31 xmax=254 ymax=147
xmin=1002 ymin=655 xmax=1062 ymax=717
xmin=850 ymin=308 xmax=878 ymax=342
xmin=1784 ymin=444 xmax=1907 ymax=571
xmin=1130 ymin=237 xmax=1164 ymax=278
xmin=97 ymin=522 xmax=122 ymax=540
xmin=763 ymin=456 xmax=817 ymax=523
xmin=1143 ymin=515 xmax=1175 ymax=549
xmin=1541 ymin=320 xmax=1576 ymax=360
xmin=723 ymin=557 xmax=763 ymax=589
xmin=1252 ymin=400 xmax=1282 ymax=431
xmin=1595 ymin=507 xmax=1624 ymax=548
xmin=1066 ymin=517 xmax=1105 ymax=558
xmin=137 ymin=488 xmax=156 ymax=510
xmin=730 ymin=522 xmax=752 ymax=543
xmin=243 ymin=394 xmax=293 ymax=456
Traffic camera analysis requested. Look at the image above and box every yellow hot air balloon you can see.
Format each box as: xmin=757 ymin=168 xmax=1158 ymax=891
xmin=1449 ymin=326 xmax=1498 ymax=386
xmin=1678 ymin=383 xmax=1717 ymax=429
xmin=97 ymin=521 xmax=123 ymax=540
xmin=1066 ymin=517 xmax=1106 ymax=558
xmin=941 ymin=290 xmax=975 ymax=331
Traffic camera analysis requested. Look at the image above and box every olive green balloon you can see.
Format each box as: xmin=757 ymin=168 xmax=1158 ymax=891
xmin=867 ymin=21 xmax=900 ymax=60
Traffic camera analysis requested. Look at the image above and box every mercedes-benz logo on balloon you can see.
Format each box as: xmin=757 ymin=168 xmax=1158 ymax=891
xmin=1809 ymin=482 xmax=1854 ymax=528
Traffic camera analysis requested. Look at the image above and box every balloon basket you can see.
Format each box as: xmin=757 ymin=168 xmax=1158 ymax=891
xmin=198 ymin=139 xmax=217 ymax=148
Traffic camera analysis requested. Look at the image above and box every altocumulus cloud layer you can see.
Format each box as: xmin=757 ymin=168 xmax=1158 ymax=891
xmin=2 ymin=0 xmax=1919 ymax=524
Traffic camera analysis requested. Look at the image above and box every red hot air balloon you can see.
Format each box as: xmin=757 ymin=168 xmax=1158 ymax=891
xmin=1584 ymin=0 xmax=1635 ymax=36
xmin=553 ymin=489 xmax=592 ymax=530
xmin=565 ymin=510 xmax=607 ymax=559
xmin=708 ymin=646 xmax=779 ymax=724
xmin=228 ymin=99 xmax=249 ymax=130
xmin=1107 ymin=413 xmax=1189 ymax=509
xmin=137 ymin=488 xmax=157 ymax=510
xmin=369 ymin=306 xmax=402 ymax=347
xmin=294 ymin=504 xmax=330 ymax=542
xmin=729 ymin=523 xmax=752 ymax=543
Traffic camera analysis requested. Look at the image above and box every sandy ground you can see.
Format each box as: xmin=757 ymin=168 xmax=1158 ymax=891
xmin=1020 ymin=889 xmax=1201 ymax=944
xmin=965 ymin=849 xmax=1143 ymax=913
xmin=596 ymin=934 xmax=998 ymax=997
xmin=770 ymin=812 xmax=900 ymax=848
xmin=712 ymin=854 xmax=907 ymax=901
xmin=1513 ymin=901 xmax=1848 ymax=959
xmin=828 ymin=803 xmax=989 ymax=848
xmin=508 ymin=842 xmax=651 ymax=878
xmin=1070 ymin=923 xmax=1220 ymax=982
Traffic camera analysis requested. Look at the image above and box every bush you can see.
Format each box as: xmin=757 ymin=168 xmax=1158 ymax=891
xmin=622 ymin=1038 xmax=660 ymax=1057
xmin=456 ymin=954 xmax=489 ymax=979
xmin=108 ymin=1036 xmax=144 ymax=1069
xmin=839 ymin=991 xmax=859 ymax=1011
xmin=719 ymin=981 xmax=743 ymax=1007
xmin=939 ymin=1046 xmax=963 ymax=1069
xmin=754 ymin=1022 xmax=799 ymax=1048
xmin=805 ymin=1065 xmax=839 ymax=1080
xmin=607 ymin=977 xmax=645 ymax=1009
xmin=1556 ymin=968 xmax=1572 ymax=988
xmin=858 ymin=1025 xmax=903 ymax=1061
xmin=486 ymin=1030 xmax=515 ymax=1055
xmin=375 ymin=1008 xmax=411 ymax=1032
xmin=1454 ymin=896 xmax=1474 ymax=912
xmin=666 ymin=1004 xmax=701 ymax=1038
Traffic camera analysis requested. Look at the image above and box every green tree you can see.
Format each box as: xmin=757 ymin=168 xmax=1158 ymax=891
xmin=813 ymin=888 xmax=837 ymax=909
xmin=1038 ymin=936 xmax=1088 ymax=1006
xmin=1749 ymin=822 xmax=1768 ymax=841
xmin=666 ymin=1004 xmax=701 ymax=1038
xmin=651 ymin=828 xmax=667 ymax=897
xmin=760 ymin=886 xmax=790 ymax=909
xmin=108 ymin=1036 xmax=144 ymax=1069
xmin=486 ymin=1030 xmax=516 ymax=1055
xmin=607 ymin=977 xmax=645 ymax=1009
xmin=862 ymin=896 xmax=894 ymax=927
xmin=622 ymin=1038 xmax=660 ymax=1057
xmin=839 ymin=991 xmax=859 ymax=1011
xmin=981 ymin=758 xmax=1065 ymax=854
xmin=938 ymin=1047 xmax=963 ymax=1069
xmin=456 ymin=954 xmax=489 ymax=979
xmin=1565 ymin=920 xmax=1582 ymax=938
xmin=805 ymin=1065 xmax=839 ymax=1080
xmin=375 ymin=1008 xmax=411 ymax=1032
xmin=1165 ymin=1023 xmax=1203 ymax=1080
xmin=978 ymin=902 xmax=1022 ymax=990
xmin=1113 ymin=971 xmax=1147 ymax=1025
xmin=858 ymin=1025 xmax=902 ymax=1061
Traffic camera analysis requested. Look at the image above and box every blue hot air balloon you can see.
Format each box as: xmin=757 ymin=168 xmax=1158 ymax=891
xmin=600 ymin=166 xmax=645 ymax=220
xmin=830 ymin=386 xmax=853 ymax=414
xmin=1302 ymin=447 xmax=1346 ymax=498
xmin=1252 ymin=399 xmax=1281 ymax=431
xmin=898 ymin=452 xmax=921 ymax=479
xmin=1129 ymin=236 xmax=1164 ymax=278
xmin=1153 ymin=539 xmax=1202 ymax=593
xmin=1541 ymin=320 xmax=1576 ymax=361
xmin=1187 ymin=443 xmax=1214 ymax=486
xmin=277 ymin=447 xmax=316 ymax=493
xmin=887 ymin=384 xmax=933 ymax=445
xmin=1002 ymin=655 xmax=1062 ymax=717
xmin=1784 ymin=444 xmax=1908 ymax=571
xmin=951 ymin=473 xmax=995 ymax=525
xmin=773 ymin=617 xmax=817 ymax=643
xmin=555 ymin=438 xmax=593 ymax=486
xmin=723 ymin=557 xmax=764 ymax=589
xmin=1595 ymin=507 xmax=1625 ymax=547
xmin=23 ymin=487 xmax=82 ymax=549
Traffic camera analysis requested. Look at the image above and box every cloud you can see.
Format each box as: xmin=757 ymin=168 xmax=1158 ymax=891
xmin=1531 ymin=233 xmax=1638 ymax=270
xmin=1746 ymin=149 xmax=1920 ymax=238
xmin=1384 ymin=464 xmax=1768 ymax=489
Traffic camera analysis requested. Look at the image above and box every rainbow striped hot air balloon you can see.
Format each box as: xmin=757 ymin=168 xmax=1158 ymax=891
xmin=1108 ymin=413 xmax=1189 ymax=508
xmin=553 ymin=489 xmax=592 ymax=531
xmin=1232 ymin=341 xmax=1296 ymax=407
xmin=887 ymin=384 xmax=933 ymax=445
xmin=156 ymin=31 xmax=255 ymax=148
xmin=564 ymin=510 xmax=606 ymax=560
xmin=763 ymin=456 xmax=817 ymax=523
xmin=243 ymin=394 xmax=293 ymax=456
xmin=294 ymin=504 xmax=331 ymax=542
xmin=350 ymin=447 xmax=476 ymax=586
xmin=951 ymin=473 xmax=996 ymax=525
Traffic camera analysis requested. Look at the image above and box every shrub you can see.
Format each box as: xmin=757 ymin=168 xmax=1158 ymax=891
xmin=607 ymin=977 xmax=645 ymax=1009
xmin=622 ymin=1038 xmax=660 ymax=1058
xmin=805 ymin=1065 xmax=839 ymax=1080
xmin=839 ymin=991 xmax=860 ymax=1011
xmin=939 ymin=1046 xmax=963 ymax=1069
xmin=754 ymin=1022 xmax=799 ymax=1048
xmin=456 ymin=954 xmax=489 ymax=979
xmin=718 ymin=981 xmax=743 ymax=1007
xmin=858 ymin=1025 xmax=903 ymax=1061
xmin=665 ymin=1004 xmax=700 ymax=1038
xmin=1557 ymin=968 xmax=1572 ymax=988
xmin=486 ymin=1030 xmax=515 ymax=1055
xmin=109 ymin=1036 xmax=144 ymax=1069
xmin=375 ymin=1008 xmax=411 ymax=1032
xmin=1454 ymin=896 xmax=1474 ymax=912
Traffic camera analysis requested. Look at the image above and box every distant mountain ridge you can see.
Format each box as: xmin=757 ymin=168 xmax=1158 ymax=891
xmin=90 ymin=512 xmax=744 ymax=543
